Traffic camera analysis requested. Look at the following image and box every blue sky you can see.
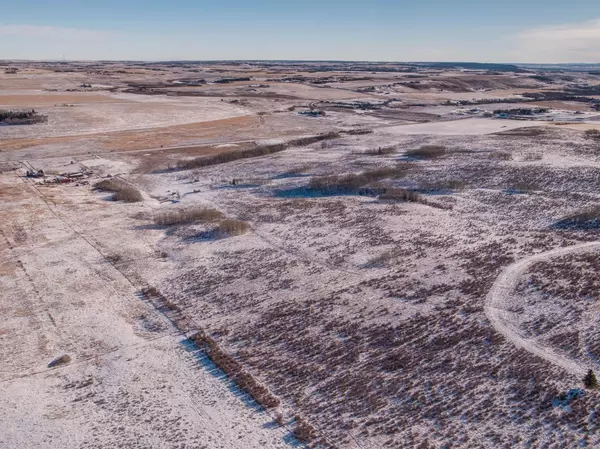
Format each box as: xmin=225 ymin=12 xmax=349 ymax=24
xmin=2 ymin=0 xmax=600 ymax=62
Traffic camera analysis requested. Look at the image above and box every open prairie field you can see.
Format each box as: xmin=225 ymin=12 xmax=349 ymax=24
xmin=3 ymin=60 xmax=600 ymax=448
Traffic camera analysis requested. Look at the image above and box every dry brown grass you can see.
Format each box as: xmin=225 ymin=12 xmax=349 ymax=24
xmin=94 ymin=179 xmax=143 ymax=203
xmin=154 ymin=207 xmax=224 ymax=226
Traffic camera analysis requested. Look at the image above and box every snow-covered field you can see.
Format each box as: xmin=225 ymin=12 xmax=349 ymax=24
xmin=0 ymin=174 xmax=293 ymax=449
xmin=4 ymin=61 xmax=600 ymax=448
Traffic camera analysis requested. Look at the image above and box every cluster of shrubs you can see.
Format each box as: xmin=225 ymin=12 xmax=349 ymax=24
xmin=585 ymin=129 xmax=600 ymax=139
xmin=378 ymin=188 xmax=421 ymax=202
xmin=493 ymin=107 xmax=549 ymax=115
xmin=154 ymin=207 xmax=224 ymax=226
xmin=215 ymin=219 xmax=250 ymax=236
xmin=342 ymin=128 xmax=373 ymax=135
xmin=174 ymin=132 xmax=340 ymax=171
xmin=94 ymin=179 xmax=143 ymax=203
xmin=308 ymin=165 xmax=411 ymax=194
xmin=378 ymin=187 xmax=452 ymax=209
xmin=192 ymin=331 xmax=281 ymax=409
xmin=305 ymin=165 xmax=453 ymax=208
xmin=214 ymin=77 xmax=252 ymax=84
xmin=404 ymin=145 xmax=446 ymax=159
xmin=0 ymin=109 xmax=48 ymax=125
xmin=141 ymin=286 xmax=180 ymax=313
xmin=293 ymin=415 xmax=318 ymax=443
xmin=153 ymin=206 xmax=250 ymax=237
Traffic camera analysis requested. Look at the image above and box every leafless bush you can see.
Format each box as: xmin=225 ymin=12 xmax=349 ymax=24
xmin=154 ymin=207 xmax=224 ymax=226
xmin=113 ymin=187 xmax=143 ymax=202
xmin=216 ymin=219 xmax=250 ymax=236
xmin=342 ymin=128 xmax=373 ymax=135
xmin=405 ymin=145 xmax=446 ymax=159
xmin=94 ymin=179 xmax=143 ymax=203
xmin=174 ymin=132 xmax=340 ymax=171
xmin=293 ymin=416 xmax=318 ymax=443
xmin=94 ymin=179 xmax=123 ymax=191
xmin=585 ymin=129 xmax=600 ymax=139
xmin=379 ymin=188 xmax=421 ymax=202
xmin=0 ymin=109 xmax=48 ymax=125
xmin=273 ymin=412 xmax=285 ymax=426
xmin=106 ymin=254 xmax=123 ymax=264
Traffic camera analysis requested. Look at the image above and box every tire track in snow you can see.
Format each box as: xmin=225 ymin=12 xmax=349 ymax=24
xmin=485 ymin=241 xmax=600 ymax=376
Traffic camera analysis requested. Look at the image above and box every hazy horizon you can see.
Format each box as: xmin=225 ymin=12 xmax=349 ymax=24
xmin=3 ymin=0 xmax=600 ymax=63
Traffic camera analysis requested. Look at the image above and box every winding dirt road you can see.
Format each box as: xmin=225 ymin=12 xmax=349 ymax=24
xmin=484 ymin=241 xmax=600 ymax=377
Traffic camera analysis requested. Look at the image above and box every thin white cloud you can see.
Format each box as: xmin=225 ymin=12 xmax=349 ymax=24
xmin=514 ymin=19 xmax=600 ymax=62
xmin=0 ymin=24 xmax=113 ymax=40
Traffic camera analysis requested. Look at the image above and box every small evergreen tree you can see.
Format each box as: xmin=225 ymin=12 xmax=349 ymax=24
xmin=584 ymin=369 xmax=598 ymax=389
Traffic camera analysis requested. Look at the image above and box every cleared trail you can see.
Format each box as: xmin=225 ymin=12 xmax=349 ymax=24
xmin=484 ymin=241 xmax=600 ymax=377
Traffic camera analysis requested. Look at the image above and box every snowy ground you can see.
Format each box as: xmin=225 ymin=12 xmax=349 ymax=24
xmin=380 ymin=117 xmax=552 ymax=135
xmin=4 ymin=61 xmax=600 ymax=448
xmin=0 ymin=173 xmax=295 ymax=449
